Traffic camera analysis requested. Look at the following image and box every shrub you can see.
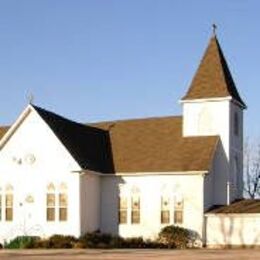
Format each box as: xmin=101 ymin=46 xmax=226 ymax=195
xmin=79 ymin=231 xmax=113 ymax=248
xmin=158 ymin=225 xmax=190 ymax=249
xmin=5 ymin=236 xmax=40 ymax=249
xmin=79 ymin=232 xmax=147 ymax=249
xmin=121 ymin=237 xmax=145 ymax=248
xmin=47 ymin=235 xmax=77 ymax=249
xmin=108 ymin=236 xmax=124 ymax=248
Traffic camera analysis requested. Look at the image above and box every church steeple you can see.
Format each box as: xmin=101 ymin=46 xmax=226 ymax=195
xmin=181 ymin=32 xmax=245 ymax=202
xmin=182 ymin=34 xmax=246 ymax=109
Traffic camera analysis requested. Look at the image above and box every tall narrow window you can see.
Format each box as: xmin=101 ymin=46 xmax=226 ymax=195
xmin=174 ymin=198 xmax=184 ymax=224
xmin=131 ymin=195 xmax=140 ymax=224
xmin=47 ymin=183 xmax=55 ymax=221
xmin=5 ymin=184 xmax=13 ymax=221
xmin=118 ymin=197 xmax=127 ymax=224
xmin=161 ymin=196 xmax=170 ymax=224
xmin=59 ymin=183 xmax=68 ymax=221
xmin=234 ymin=112 xmax=239 ymax=136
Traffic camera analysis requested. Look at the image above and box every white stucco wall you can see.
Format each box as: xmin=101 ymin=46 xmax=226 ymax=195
xmin=0 ymin=108 xmax=82 ymax=243
xmin=80 ymin=172 xmax=100 ymax=235
xmin=101 ymin=174 xmax=205 ymax=240
xmin=183 ymin=100 xmax=230 ymax=155
xmin=206 ymin=214 xmax=260 ymax=247
xmin=182 ymin=99 xmax=244 ymax=203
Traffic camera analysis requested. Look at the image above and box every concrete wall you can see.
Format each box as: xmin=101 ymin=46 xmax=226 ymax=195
xmin=80 ymin=172 xmax=100 ymax=235
xmin=0 ymin=108 xmax=81 ymax=243
xmin=206 ymin=214 xmax=260 ymax=247
xmin=101 ymin=174 xmax=205 ymax=240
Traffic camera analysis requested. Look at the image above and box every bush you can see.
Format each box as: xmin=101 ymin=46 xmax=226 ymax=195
xmin=5 ymin=236 xmax=40 ymax=249
xmin=79 ymin=231 xmax=113 ymax=248
xmin=121 ymin=237 xmax=145 ymax=248
xmin=79 ymin=232 xmax=148 ymax=249
xmin=47 ymin=235 xmax=77 ymax=248
xmin=158 ymin=225 xmax=190 ymax=249
xmin=3 ymin=228 xmax=200 ymax=249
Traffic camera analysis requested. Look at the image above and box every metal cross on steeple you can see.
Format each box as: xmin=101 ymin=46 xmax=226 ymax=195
xmin=212 ymin=23 xmax=217 ymax=36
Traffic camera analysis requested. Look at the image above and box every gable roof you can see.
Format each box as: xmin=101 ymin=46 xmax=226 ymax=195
xmin=207 ymin=199 xmax=260 ymax=214
xmin=32 ymin=105 xmax=114 ymax=173
xmin=182 ymin=36 xmax=246 ymax=108
xmin=92 ymin=116 xmax=219 ymax=173
xmin=0 ymin=106 xmax=219 ymax=174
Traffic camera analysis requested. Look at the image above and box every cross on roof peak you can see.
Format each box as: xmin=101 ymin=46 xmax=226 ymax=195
xmin=212 ymin=24 xmax=217 ymax=36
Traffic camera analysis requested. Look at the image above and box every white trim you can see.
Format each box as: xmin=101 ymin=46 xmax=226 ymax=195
xmin=179 ymin=96 xmax=232 ymax=104
xmin=0 ymin=105 xmax=32 ymax=150
xmin=99 ymin=170 xmax=207 ymax=177
xmin=0 ymin=104 xmax=82 ymax=171
xmin=205 ymin=213 xmax=260 ymax=217
xmin=72 ymin=170 xmax=208 ymax=177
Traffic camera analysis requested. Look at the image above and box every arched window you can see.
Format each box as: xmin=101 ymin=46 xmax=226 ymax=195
xmin=47 ymin=183 xmax=55 ymax=221
xmin=161 ymin=196 xmax=170 ymax=224
xmin=5 ymin=184 xmax=13 ymax=221
xmin=131 ymin=186 xmax=140 ymax=224
xmin=174 ymin=195 xmax=184 ymax=224
xmin=234 ymin=112 xmax=239 ymax=136
xmin=118 ymin=185 xmax=141 ymax=225
xmin=59 ymin=183 xmax=68 ymax=221
xmin=118 ymin=184 xmax=128 ymax=224
xmin=160 ymin=185 xmax=172 ymax=224
xmin=198 ymin=107 xmax=213 ymax=134
xmin=118 ymin=196 xmax=127 ymax=224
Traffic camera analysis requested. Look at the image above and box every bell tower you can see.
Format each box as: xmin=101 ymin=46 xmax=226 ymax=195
xmin=180 ymin=29 xmax=246 ymax=203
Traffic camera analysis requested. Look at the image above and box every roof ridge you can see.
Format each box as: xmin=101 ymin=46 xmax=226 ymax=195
xmin=89 ymin=115 xmax=182 ymax=126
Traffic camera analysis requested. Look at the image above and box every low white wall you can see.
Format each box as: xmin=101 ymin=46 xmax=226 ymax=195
xmin=206 ymin=214 xmax=260 ymax=247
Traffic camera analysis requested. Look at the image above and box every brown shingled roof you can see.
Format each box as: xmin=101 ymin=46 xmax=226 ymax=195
xmin=93 ymin=116 xmax=219 ymax=173
xmin=0 ymin=107 xmax=219 ymax=174
xmin=207 ymin=200 xmax=260 ymax=214
xmin=182 ymin=36 xmax=246 ymax=108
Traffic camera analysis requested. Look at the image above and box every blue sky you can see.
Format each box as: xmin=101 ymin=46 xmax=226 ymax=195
xmin=0 ymin=0 xmax=259 ymax=137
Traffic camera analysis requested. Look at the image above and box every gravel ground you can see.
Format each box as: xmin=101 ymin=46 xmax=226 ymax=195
xmin=0 ymin=249 xmax=259 ymax=260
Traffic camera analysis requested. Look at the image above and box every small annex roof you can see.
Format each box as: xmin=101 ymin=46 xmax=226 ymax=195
xmin=0 ymin=105 xmax=219 ymax=174
xmin=182 ymin=35 xmax=246 ymax=108
xmin=207 ymin=199 xmax=260 ymax=214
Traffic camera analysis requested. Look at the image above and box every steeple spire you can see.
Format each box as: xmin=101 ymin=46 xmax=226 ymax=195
xmin=181 ymin=33 xmax=246 ymax=108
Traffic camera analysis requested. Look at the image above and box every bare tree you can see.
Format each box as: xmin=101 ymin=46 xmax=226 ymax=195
xmin=244 ymin=138 xmax=260 ymax=199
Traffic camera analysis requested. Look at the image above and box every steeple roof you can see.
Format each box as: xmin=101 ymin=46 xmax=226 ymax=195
xmin=182 ymin=35 xmax=246 ymax=108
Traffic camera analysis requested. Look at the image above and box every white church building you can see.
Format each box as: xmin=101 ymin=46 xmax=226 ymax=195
xmin=0 ymin=33 xmax=260 ymax=247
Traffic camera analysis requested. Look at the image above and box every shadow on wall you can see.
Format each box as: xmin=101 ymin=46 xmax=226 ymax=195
xmin=212 ymin=140 xmax=229 ymax=206
xmin=100 ymin=176 xmax=126 ymax=236
xmin=207 ymin=216 xmax=260 ymax=248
